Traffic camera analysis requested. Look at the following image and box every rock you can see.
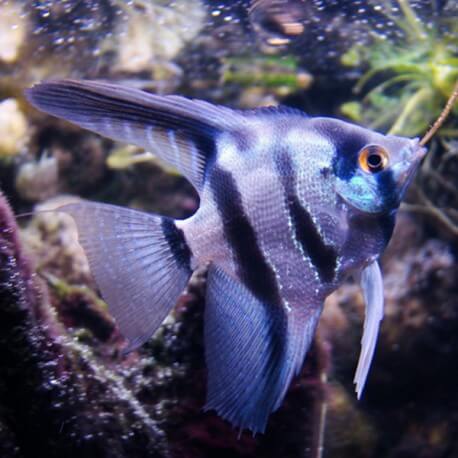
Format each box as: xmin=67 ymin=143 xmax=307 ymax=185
xmin=325 ymin=383 xmax=376 ymax=458
xmin=20 ymin=196 xmax=92 ymax=285
xmin=15 ymin=155 xmax=59 ymax=202
xmin=112 ymin=0 xmax=205 ymax=75
xmin=0 ymin=99 xmax=28 ymax=158
xmin=0 ymin=1 xmax=27 ymax=64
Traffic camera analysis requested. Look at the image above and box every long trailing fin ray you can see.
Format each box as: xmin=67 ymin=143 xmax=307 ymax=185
xmin=354 ymin=260 xmax=384 ymax=398
xmin=204 ymin=265 xmax=323 ymax=434
xmin=25 ymin=79 xmax=243 ymax=191
xmin=60 ymin=202 xmax=192 ymax=351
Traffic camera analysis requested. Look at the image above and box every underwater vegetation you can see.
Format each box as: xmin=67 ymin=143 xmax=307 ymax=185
xmin=341 ymin=0 xmax=457 ymax=138
xmin=221 ymin=55 xmax=312 ymax=98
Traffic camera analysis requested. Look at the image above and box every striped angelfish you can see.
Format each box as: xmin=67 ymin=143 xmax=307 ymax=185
xmin=26 ymin=80 xmax=427 ymax=434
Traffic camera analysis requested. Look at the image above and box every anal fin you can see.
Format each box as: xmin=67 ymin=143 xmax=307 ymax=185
xmin=204 ymin=265 xmax=323 ymax=434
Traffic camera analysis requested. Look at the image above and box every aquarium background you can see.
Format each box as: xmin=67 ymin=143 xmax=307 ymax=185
xmin=0 ymin=0 xmax=457 ymax=457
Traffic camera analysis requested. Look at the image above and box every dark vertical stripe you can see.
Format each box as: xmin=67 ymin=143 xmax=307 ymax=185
xmin=275 ymin=152 xmax=338 ymax=283
xmin=161 ymin=218 xmax=192 ymax=272
xmin=210 ymin=167 xmax=282 ymax=305
xmin=308 ymin=119 xmax=368 ymax=181
xmin=330 ymin=134 xmax=366 ymax=181
xmin=288 ymin=197 xmax=337 ymax=283
xmin=197 ymin=133 xmax=218 ymax=182
xmin=208 ymin=168 xmax=288 ymax=427
xmin=377 ymin=210 xmax=396 ymax=247
xmin=376 ymin=169 xmax=399 ymax=211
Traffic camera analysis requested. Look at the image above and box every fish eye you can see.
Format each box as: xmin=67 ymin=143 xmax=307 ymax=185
xmin=358 ymin=145 xmax=390 ymax=173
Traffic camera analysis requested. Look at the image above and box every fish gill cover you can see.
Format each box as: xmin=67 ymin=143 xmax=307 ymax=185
xmin=0 ymin=0 xmax=457 ymax=457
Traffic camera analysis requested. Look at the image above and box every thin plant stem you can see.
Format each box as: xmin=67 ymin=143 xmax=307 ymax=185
xmin=362 ymin=73 xmax=427 ymax=103
xmin=397 ymin=0 xmax=428 ymax=42
xmin=420 ymin=81 xmax=458 ymax=145
xmin=388 ymin=86 xmax=432 ymax=135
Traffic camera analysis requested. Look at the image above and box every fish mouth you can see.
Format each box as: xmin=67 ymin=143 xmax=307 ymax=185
xmin=397 ymin=139 xmax=427 ymax=198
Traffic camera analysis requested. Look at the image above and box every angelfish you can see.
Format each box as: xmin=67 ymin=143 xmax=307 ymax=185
xmin=25 ymin=80 xmax=457 ymax=434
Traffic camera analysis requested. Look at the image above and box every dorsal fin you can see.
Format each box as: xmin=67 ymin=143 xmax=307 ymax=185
xmin=241 ymin=104 xmax=307 ymax=117
xmin=26 ymin=80 xmax=243 ymax=192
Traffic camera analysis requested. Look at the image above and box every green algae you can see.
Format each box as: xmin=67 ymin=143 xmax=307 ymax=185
xmin=341 ymin=0 xmax=457 ymax=137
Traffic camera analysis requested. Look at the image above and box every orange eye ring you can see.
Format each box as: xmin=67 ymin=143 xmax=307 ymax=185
xmin=358 ymin=145 xmax=390 ymax=173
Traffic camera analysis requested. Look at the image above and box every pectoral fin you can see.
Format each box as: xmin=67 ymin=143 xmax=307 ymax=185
xmin=354 ymin=260 xmax=384 ymax=399
xmin=204 ymin=265 xmax=322 ymax=434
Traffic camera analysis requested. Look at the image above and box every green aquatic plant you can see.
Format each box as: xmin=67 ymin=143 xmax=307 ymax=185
xmin=106 ymin=144 xmax=182 ymax=176
xmin=222 ymin=55 xmax=312 ymax=96
xmin=341 ymin=0 xmax=457 ymax=138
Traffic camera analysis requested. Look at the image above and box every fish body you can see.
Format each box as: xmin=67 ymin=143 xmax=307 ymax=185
xmin=26 ymin=80 xmax=426 ymax=433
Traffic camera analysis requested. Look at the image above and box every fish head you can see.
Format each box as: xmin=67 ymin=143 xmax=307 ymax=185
xmin=312 ymin=118 xmax=427 ymax=215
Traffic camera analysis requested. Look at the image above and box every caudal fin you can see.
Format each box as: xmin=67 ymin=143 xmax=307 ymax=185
xmin=60 ymin=202 xmax=193 ymax=350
